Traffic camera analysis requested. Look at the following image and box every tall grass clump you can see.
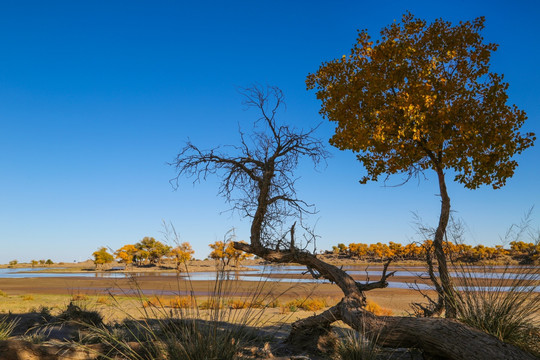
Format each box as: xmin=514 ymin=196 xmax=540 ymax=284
xmin=0 ymin=316 xmax=18 ymax=340
xmin=58 ymin=300 xmax=103 ymax=327
xmin=454 ymin=263 xmax=540 ymax=356
xmin=334 ymin=328 xmax=381 ymax=360
xmin=88 ymin=264 xmax=289 ymax=360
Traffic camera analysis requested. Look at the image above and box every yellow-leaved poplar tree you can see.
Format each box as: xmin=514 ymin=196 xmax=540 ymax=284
xmin=171 ymin=242 xmax=195 ymax=270
xmin=114 ymin=244 xmax=138 ymax=268
xmin=307 ymin=12 xmax=535 ymax=317
xmin=92 ymin=247 xmax=114 ymax=270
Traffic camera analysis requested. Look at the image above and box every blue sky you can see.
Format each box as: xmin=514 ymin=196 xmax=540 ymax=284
xmin=0 ymin=1 xmax=538 ymax=263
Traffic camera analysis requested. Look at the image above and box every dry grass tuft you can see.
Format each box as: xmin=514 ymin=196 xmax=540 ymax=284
xmin=142 ymin=296 xmax=165 ymax=308
xmin=365 ymin=300 xmax=393 ymax=316
xmin=169 ymin=296 xmax=195 ymax=309
xmin=71 ymin=293 xmax=89 ymax=302
xmin=282 ymin=298 xmax=328 ymax=313
xmin=96 ymin=296 xmax=111 ymax=305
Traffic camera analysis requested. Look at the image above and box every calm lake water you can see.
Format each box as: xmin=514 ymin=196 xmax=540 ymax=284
xmin=1 ymin=265 xmax=538 ymax=292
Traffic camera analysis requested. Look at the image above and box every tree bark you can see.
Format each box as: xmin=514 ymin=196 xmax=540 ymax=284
xmin=433 ymin=166 xmax=456 ymax=318
xmin=337 ymin=295 xmax=536 ymax=360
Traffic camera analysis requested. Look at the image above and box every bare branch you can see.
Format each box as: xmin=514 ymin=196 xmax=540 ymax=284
xmin=170 ymin=86 xmax=329 ymax=250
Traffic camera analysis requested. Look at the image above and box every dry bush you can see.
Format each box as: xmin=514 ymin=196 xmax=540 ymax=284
xmin=142 ymin=296 xmax=166 ymax=308
xmin=282 ymin=298 xmax=328 ymax=313
xmin=199 ymin=298 xmax=224 ymax=310
xmin=71 ymin=293 xmax=89 ymax=302
xmin=169 ymin=296 xmax=195 ymax=309
xmin=365 ymin=300 xmax=393 ymax=316
xmin=227 ymin=299 xmax=250 ymax=309
xmin=96 ymin=296 xmax=111 ymax=305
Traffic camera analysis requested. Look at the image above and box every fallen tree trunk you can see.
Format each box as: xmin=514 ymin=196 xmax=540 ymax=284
xmin=235 ymin=242 xmax=536 ymax=360
xmin=338 ymin=295 xmax=536 ymax=360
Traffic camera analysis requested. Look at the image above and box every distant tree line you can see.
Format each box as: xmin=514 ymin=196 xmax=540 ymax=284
xmin=7 ymin=259 xmax=54 ymax=267
xmin=329 ymin=240 xmax=539 ymax=264
xmin=91 ymin=236 xmax=252 ymax=270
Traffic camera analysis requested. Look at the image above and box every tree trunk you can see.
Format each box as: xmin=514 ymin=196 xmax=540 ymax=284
xmin=433 ymin=166 xmax=456 ymax=318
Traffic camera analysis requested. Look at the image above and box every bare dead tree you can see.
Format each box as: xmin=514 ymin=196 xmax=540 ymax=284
xmin=171 ymin=85 xmax=328 ymax=250
xmin=170 ymin=85 xmax=535 ymax=360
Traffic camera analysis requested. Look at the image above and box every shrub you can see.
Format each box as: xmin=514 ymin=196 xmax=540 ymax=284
xmin=71 ymin=293 xmax=89 ymax=302
xmin=58 ymin=301 xmax=103 ymax=326
xmin=96 ymin=296 xmax=111 ymax=305
xmin=365 ymin=300 xmax=393 ymax=316
xmin=142 ymin=296 xmax=165 ymax=308
xmin=334 ymin=328 xmax=381 ymax=360
xmin=169 ymin=296 xmax=195 ymax=309
xmin=199 ymin=298 xmax=224 ymax=310
xmin=266 ymin=299 xmax=281 ymax=308
xmin=285 ymin=298 xmax=328 ymax=312
xmin=228 ymin=299 xmax=250 ymax=309
xmin=455 ymin=264 xmax=540 ymax=356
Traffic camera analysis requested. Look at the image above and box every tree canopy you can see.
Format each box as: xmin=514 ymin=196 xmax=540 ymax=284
xmin=171 ymin=242 xmax=195 ymax=270
xmin=307 ymin=11 xmax=536 ymax=318
xmin=307 ymin=12 xmax=535 ymax=189
xmin=115 ymin=244 xmax=138 ymax=266
xmin=92 ymin=247 xmax=114 ymax=269
xmin=135 ymin=237 xmax=171 ymax=265
xmin=209 ymin=239 xmax=252 ymax=267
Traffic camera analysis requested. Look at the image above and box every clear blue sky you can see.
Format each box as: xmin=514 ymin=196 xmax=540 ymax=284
xmin=0 ymin=1 xmax=538 ymax=263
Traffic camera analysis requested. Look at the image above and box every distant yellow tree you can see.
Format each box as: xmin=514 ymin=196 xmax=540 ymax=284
xmin=209 ymin=240 xmax=252 ymax=267
xmin=114 ymin=244 xmax=138 ymax=268
xmin=92 ymin=247 xmax=114 ymax=270
xmin=225 ymin=241 xmax=252 ymax=267
xmin=134 ymin=237 xmax=171 ymax=266
xmin=349 ymin=243 xmax=368 ymax=258
xmin=171 ymin=242 xmax=195 ymax=271
xmin=209 ymin=240 xmax=228 ymax=265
